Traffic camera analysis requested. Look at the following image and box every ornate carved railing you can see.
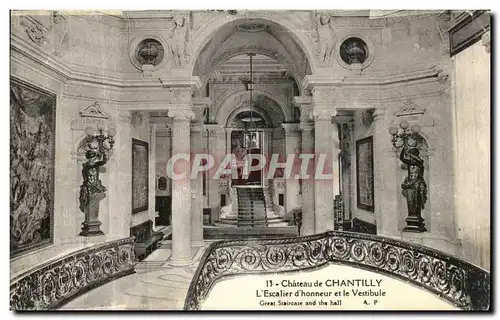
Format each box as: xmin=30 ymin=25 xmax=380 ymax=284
xmin=184 ymin=231 xmax=490 ymax=311
xmin=10 ymin=237 xmax=135 ymax=310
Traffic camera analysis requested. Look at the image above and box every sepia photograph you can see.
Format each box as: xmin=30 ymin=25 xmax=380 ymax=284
xmin=7 ymin=5 xmax=492 ymax=312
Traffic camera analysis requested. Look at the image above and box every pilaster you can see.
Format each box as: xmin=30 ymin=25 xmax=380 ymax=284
xmin=205 ymin=124 xmax=226 ymax=223
xmin=294 ymin=96 xmax=315 ymax=236
xmin=372 ymin=108 xmax=400 ymax=237
xmin=312 ymin=106 xmax=337 ymax=233
xmin=108 ymin=111 xmax=133 ymax=239
xmin=281 ymin=123 xmax=301 ymax=219
xmin=149 ymin=123 xmax=157 ymax=227
xmin=190 ymin=122 xmax=204 ymax=246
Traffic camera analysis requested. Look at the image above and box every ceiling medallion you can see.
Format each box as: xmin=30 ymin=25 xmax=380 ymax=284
xmin=236 ymin=23 xmax=267 ymax=33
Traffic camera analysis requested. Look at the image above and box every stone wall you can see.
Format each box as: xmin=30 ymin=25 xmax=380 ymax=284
xmin=451 ymin=40 xmax=490 ymax=270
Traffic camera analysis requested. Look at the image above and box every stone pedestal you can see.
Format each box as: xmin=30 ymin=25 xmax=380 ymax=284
xmin=80 ymin=192 xmax=106 ymax=236
xmin=403 ymin=216 xmax=428 ymax=232
xmin=169 ymin=109 xmax=194 ymax=266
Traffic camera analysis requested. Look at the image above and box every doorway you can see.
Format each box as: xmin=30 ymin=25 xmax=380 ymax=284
xmin=231 ymin=130 xmax=263 ymax=186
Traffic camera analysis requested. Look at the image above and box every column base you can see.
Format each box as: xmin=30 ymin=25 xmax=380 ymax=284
xmin=168 ymin=256 xmax=194 ymax=267
xmin=403 ymin=216 xmax=427 ymax=233
xmin=191 ymin=240 xmax=206 ymax=247
xmin=80 ymin=220 xmax=104 ymax=237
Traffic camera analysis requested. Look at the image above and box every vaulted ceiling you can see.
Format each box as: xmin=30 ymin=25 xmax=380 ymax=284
xmin=193 ymin=19 xmax=312 ymax=91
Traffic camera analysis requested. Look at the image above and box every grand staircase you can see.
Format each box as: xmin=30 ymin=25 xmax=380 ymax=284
xmin=237 ymin=187 xmax=268 ymax=227
xmin=214 ymin=186 xmax=293 ymax=234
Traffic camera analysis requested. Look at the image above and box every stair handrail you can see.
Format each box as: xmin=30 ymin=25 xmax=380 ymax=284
xmin=184 ymin=231 xmax=490 ymax=311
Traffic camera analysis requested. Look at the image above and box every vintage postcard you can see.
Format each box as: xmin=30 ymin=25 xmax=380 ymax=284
xmin=9 ymin=9 xmax=491 ymax=311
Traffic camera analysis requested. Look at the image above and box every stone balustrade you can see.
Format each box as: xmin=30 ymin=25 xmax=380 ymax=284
xmin=10 ymin=237 xmax=135 ymax=310
xmin=184 ymin=231 xmax=490 ymax=311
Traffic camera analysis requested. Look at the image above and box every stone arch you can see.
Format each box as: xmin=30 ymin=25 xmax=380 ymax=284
xmin=201 ymin=46 xmax=297 ymax=85
xmin=215 ymin=90 xmax=288 ymax=125
xmin=189 ymin=16 xmax=314 ymax=93
xmin=226 ymin=105 xmax=274 ymax=128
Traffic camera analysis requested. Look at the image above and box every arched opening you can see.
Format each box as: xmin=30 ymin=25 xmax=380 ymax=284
xmin=189 ymin=17 xmax=312 ymax=236
xmin=191 ymin=18 xmax=312 ymax=95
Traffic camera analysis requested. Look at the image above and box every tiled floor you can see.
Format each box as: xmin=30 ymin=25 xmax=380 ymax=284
xmin=61 ymin=243 xmax=207 ymax=310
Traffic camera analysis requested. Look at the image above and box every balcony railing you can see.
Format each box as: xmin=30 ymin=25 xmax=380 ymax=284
xmin=10 ymin=237 xmax=135 ymax=310
xmin=184 ymin=231 xmax=490 ymax=311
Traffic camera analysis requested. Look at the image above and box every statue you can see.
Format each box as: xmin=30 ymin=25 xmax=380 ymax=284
xmin=79 ymin=127 xmax=114 ymax=236
xmin=168 ymin=16 xmax=190 ymax=67
xmin=312 ymin=12 xmax=336 ymax=65
xmin=399 ymin=147 xmax=428 ymax=232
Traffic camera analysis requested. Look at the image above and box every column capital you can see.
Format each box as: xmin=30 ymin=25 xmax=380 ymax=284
xmin=190 ymin=122 xmax=204 ymax=132
xmin=312 ymin=108 xmax=336 ymax=121
xmin=311 ymin=86 xmax=336 ymax=104
xmin=281 ymin=123 xmax=300 ymax=136
xmin=299 ymin=121 xmax=314 ymax=132
xmin=168 ymin=109 xmax=195 ymax=122
xmin=292 ymin=95 xmax=313 ymax=107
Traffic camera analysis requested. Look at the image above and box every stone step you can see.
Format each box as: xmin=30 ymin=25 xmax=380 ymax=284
xmin=214 ymin=219 xmax=290 ymax=228
xmin=203 ymin=226 xmax=299 ymax=239
xmin=220 ymin=217 xmax=284 ymax=223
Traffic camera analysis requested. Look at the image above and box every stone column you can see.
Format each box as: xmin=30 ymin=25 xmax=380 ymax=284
xmin=190 ymin=100 xmax=208 ymax=246
xmin=168 ymin=108 xmax=194 ymax=266
xmin=149 ymin=123 xmax=157 ymax=226
xmin=311 ymin=87 xmax=338 ymax=233
xmin=312 ymin=108 xmax=337 ymax=233
xmin=206 ymin=124 xmax=226 ymax=223
xmin=295 ymin=96 xmax=315 ymax=236
xmin=372 ymin=108 xmax=400 ymax=237
xmin=282 ymin=123 xmax=301 ymax=219
xmin=190 ymin=123 xmax=204 ymax=246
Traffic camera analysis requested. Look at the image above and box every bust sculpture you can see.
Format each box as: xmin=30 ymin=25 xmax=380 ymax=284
xmin=138 ymin=43 xmax=159 ymax=65
xmin=340 ymin=37 xmax=368 ymax=65
xmin=345 ymin=41 xmax=366 ymax=64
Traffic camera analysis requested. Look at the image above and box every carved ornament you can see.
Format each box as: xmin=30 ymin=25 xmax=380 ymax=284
xmin=168 ymin=109 xmax=195 ymax=121
xmin=395 ymin=100 xmax=426 ymax=117
xmin=20 ymin=17 xmax=48 ymax=45
xmin=79 ymin=101 xmax=109 ymax=119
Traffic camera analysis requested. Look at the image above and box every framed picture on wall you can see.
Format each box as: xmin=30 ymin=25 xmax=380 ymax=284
xmin=132 ymin=138 xmax=149 ymax=214
xmin=10 ymin=79 xmax=56 ymax=257
xmin=356 ymin=136 xmax=374 ymax=212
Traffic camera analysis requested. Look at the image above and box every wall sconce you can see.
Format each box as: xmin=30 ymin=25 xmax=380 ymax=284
xmin=78 ymin=125 xmax=115 ymax=236
xmin=389 ymin=120 xmax=428 ymax=233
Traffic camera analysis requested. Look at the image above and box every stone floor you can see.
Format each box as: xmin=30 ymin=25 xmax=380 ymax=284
xmin=61 ymin=243 xmax=207 ymax=310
